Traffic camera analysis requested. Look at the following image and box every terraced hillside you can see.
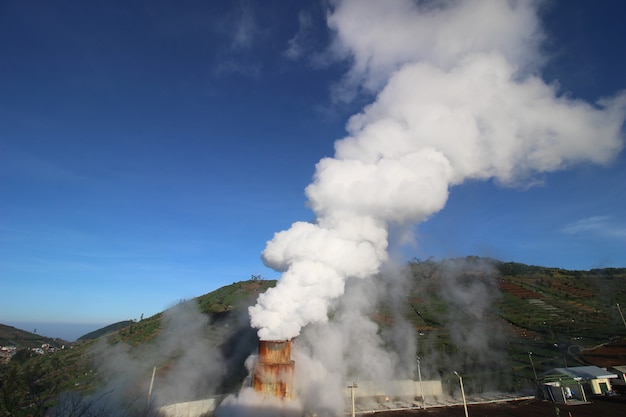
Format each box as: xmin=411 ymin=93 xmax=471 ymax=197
xmin=399 ymin=258 xmax=626 ymax=390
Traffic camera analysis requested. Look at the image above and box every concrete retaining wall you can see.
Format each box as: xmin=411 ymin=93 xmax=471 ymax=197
xmin=158 ymin=398 xmax=217 ymax=417
xmin=344 ymin=379 xmax=443 ymax=400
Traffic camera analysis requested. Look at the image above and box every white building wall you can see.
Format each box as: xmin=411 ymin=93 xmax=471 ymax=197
xmin=158 ymin=398 xmax=217 ymax=417
xmin=590 ymin=378 xmax=612 ymax=394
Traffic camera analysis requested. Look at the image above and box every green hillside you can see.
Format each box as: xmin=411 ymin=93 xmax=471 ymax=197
xmin=399 ymin=258 xmax=626 ymax=390
xmin=2 ymin=261 xmax=626 ymax=416
xmin=102 ymin=278 xmax=277 ymax=346
xmin=0 ymin=278 xmax=277 ymax=417
xmin=76 ymin=320 xmax=134 ymax=341
xmin=0 ymin=324 xmax=65 ymax=349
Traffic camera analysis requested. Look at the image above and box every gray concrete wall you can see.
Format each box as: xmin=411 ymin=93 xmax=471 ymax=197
xmin=158 ymin=398 xmax=217 ymax=417
xmin=343 ymin=379 xmax=443 ymax=400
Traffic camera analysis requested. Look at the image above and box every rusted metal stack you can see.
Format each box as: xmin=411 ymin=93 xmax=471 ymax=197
xmin=252 ymin=340 xmax=295 ymax=399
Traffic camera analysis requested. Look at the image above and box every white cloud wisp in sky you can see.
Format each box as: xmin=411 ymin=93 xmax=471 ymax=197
xmin=563 ymin=216 xmax=626 ymax=240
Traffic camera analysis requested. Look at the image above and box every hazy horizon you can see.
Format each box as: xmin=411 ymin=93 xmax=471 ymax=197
xmin=3 ymin=320 xmax=116 ymax=342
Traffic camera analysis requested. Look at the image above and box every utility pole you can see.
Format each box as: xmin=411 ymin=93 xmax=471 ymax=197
xmin=417 ymin=356 xmax=426 ymax=409
xmin=348 ymin=382 xmax=358 ymax=417
xmin=454 ymin=371 xmax=469 ymax=417
xmin=147 ymin=366 xmax=157 ymax=410
xmin=617 ymin=303 xmax=626 ymax=329
xmin=528 ymin=351 xmax=538 ymax=382
xmin=554 ymin=344 xmax=567 ymax=368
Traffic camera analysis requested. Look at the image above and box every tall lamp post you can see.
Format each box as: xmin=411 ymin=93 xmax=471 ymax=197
xmin=146 ymin=366 xmax=157 ymax=410
xmin=454 ymin=371 xmax=469 ymax=417
xmin=417 ymin=356 xmax=426 ymax=409
xmin=617 ymin=302 xmax=626 ymax=329
xmin=554 ymin=343 xmax=567 ymax=368
xmin=348 ymin=381 xmax=358 ymax=417
xmin=528 ymin=352 xmax=538 ymax=382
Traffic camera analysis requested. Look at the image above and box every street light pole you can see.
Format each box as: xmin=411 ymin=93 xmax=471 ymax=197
xmin=454 ymin=371 xmax=469 ymax=417
xmin=146 ymin=366 xmax=157 ymax=410
xmin=417 ymin=356 xmax=426 ymax=409
xmin=528 ymin=351 xmax=538 ymax=382
xmin=617 ymin=303 xmax=626 ymax=329
xmin=348 ymin=382 xmax=358 ymax=417
xmin=554 ymin=343 xmax=567 ymax=368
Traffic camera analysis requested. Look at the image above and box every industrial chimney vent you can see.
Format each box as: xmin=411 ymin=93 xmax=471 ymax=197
xmin=252 ymin=339 xmax=295 ymax=399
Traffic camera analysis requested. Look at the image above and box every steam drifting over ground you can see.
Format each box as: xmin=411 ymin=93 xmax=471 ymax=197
xmin=50 ymin=302 xmax=237 ymax=416
xmin=248 ymin=0 xmax=626 ymax=412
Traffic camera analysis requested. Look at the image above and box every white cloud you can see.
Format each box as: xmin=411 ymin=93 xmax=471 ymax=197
xmin=211 ymin=2 xmax=265 ymax=77
xmin=338 ymin=53 xmax=626 ymax=186
xmin=215 ymin=2 xmax=260 ymax=50
xmin=285 ymin=10 xmax=315 ymax=60
xmin=231 ymin=5 xmax=257 ymax=49
xmin=213 ymin=59 xmax=261 ymax=78
xmin=327 ymin=0 xmax=544 ymax=100
xmin=563 ymin=216 xmax=626 ymax=239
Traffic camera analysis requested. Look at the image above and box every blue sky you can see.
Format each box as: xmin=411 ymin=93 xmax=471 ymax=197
xmin=1 ymin=0 xmax=625 ymax=341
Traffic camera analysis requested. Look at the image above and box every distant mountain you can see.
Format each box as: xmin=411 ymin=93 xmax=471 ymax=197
xmin=0 ymin=323 xmax=65 ymax=349
xmin=76 ymin=320 xmax=135 ymax=341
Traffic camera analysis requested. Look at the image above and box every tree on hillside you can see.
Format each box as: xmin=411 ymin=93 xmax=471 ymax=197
xmin=0 ymin=353 xmax=63 ymax=417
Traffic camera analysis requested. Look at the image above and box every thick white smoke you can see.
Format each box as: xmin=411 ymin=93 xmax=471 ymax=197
xmin=249 ymin=0 xmax=626 ymax=342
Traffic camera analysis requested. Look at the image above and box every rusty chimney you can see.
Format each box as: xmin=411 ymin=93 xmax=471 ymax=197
xmin=252 ymin=339 xmax=295 ymax=399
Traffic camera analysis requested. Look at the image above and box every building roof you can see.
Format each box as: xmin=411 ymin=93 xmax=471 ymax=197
xmin=610 ymin=365 xmax=626 ymax=374
xmin=548 ymin=366 xmax=617 ymax=381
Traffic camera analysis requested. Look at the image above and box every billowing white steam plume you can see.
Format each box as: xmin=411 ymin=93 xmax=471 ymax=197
xmin=250 ymin=0 xmax=626 ymax=341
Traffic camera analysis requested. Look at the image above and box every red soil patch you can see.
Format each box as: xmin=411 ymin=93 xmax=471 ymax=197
xmin=499 ymin=282 xmax=544 ymax=299
xmin=580 ymin=339 xmax=626 ymax=368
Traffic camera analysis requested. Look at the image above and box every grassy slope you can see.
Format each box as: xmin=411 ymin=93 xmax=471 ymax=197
xmin=104 ymin=279 xmax=277 ymax=347
xmin=0 ymin=324 xmax=66 ymax=349
xmin=77 ymin=320 xmax=135 ymax=341
xmin=389 ymin=258 xmax=626 ymax=389
xmin=3 ymin=261 xmax=626 ymax=409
